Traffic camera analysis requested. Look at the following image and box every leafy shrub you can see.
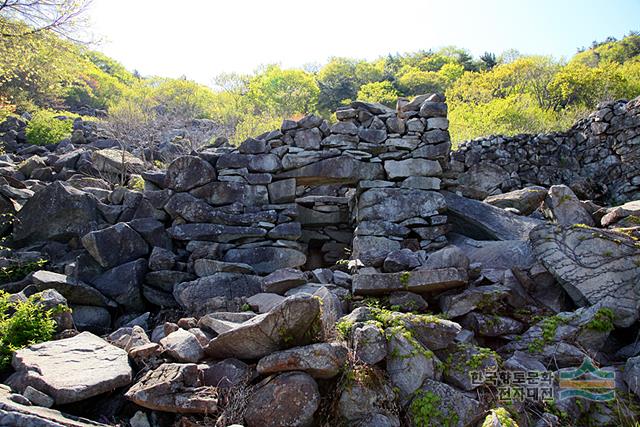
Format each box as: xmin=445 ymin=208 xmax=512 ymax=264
xmin=0 ymin=291 xmax=57 ymax=370
xmin=0 ymin=259 xmax=48 ymax=284
xmin=25 ymin=110 xmax=74 ymax=145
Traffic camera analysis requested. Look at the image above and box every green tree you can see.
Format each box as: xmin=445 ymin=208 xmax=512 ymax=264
xmin=316 ymin=57 xmax=359 ymax=112
xmin=356 ymin=81 xmax=400 ymax=106
xmin=247 ymin=65 xmax=319 ymax=117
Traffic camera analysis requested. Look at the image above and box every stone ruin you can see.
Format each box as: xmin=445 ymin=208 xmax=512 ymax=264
xmin=1 ymin=93 xmax=640 ymax=426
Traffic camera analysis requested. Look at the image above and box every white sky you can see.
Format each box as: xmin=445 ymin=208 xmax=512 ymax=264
xmin=88 ymin=0 xmax=640 ymax=86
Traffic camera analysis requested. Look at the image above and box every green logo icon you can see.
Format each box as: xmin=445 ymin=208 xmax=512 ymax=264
xmin=558 ymin=358 xmax=615 ymax=401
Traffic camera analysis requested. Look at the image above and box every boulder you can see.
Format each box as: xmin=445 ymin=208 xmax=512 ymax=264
xmin=124 ymin=363 xmax=217 ymax=413
xmin=11 ymin=332 xmax=132 ymax=405
xmin=0 ymin=270 xmax=116 ymax=308
xmin=276 ymin=155 xmax=384 ymax=186
xmin=484 ymin=186 xmax=547 ymax=215
xmin=244 ymin=372 xmax=320 ymax=427
xmin=386 ymin=327 xmax=441 ymax=400
xmin=457 ymin=163 xmax=510 ymax=199
xmin=262 ymin=268 xmax=307 ymax=294
xmin=448 ymin=233 xmax=537 ymax=270
xmin=167 ymin=223 xmax=266 ymax=243
xmin=338 ymin=374 xmax=399 ymax=425
xmin=353 ymin=324 xmax=387 ymax=364
xmin=624 ymin=356 xmax=640 ymax=398
xmin=92 ymin=149 xmax=144 ymax=175
xmin=383 ymin=249 xmax=422 ymax=273
xmin=160 ymin=329 xmax=205 ymax=363
xmin=205 ymin=294 xmax=321 ymax=360
xmin=165 ymin=155 xmax=217 ymax=191
xmin=384 ymin=159 xmax=442 ymax=179
xmin=246 ymin=293 xmax=285 ymax=313
xmin=543 ymin=185 xmax=595 ymax=226
xmin=92 ymin=259 xmax=146 ymax=311
xmin=223 ymin=247 xmax=306 ymax=274
xmin=193 ymin=259 xmax=254 ymax=276
xmin=256 ymin=343 xmax=347 ymax=379
xmin=173 ymin=273 xmax=262 ymax=314
xmin=443 ymin=191 xmax=544 ymax=240
xmin=352 ymin=235 xmax=402 ymax=267
xmin=82 ymin=223 xmax=148 ymax=269
xmin=352 ymin=268 xmax=467 ymax=295
xmin=601 ymin=200 xmax=640 ymax=227
xmin=440 ymin=285 xmax=510 ymax=318
xmin=200 ymin=358 xmax=250 ymax=388
xmin=358 ymin=188 xmax=446 ymax=222
xmin=531 ymin=224 xmax=640 ymax=327
xmin=439 ymin=343 xmax=500 ymax=390
xmin=408 ymin=379 xmax=481 ymax=427
xmin=13 ymin=182 xmax=104 ymax=244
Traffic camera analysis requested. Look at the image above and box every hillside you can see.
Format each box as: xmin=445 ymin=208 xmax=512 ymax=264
xmin=2 ymin=25 xmax=640 ymax=145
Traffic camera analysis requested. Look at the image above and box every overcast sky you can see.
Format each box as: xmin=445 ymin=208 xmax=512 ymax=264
xmin=88 ymin=0 xmax=640 ymax=86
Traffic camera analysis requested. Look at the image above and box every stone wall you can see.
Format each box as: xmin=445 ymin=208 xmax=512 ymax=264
xmin=448 ymin=96 xmax=640 ymax=204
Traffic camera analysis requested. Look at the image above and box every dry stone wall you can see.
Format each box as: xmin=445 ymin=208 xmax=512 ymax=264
xmin=448 ymin=96 xmax=640 ymax=204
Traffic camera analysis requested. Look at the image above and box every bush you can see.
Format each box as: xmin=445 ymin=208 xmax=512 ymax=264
xmin=0 ymin=290 xmax=57 ymax=370
xmin=25 ymin=110 xmax=74 ymax=145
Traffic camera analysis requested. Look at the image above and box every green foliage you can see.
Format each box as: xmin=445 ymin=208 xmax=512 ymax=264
xmin=0 ymin=259 xmax=48 ymax=284
xmin=0 ymin=291 xmax=56 ymax=370
xmin=25 ymin=109 xmax=74 ymax=145
xmin=356 ymin=81 xmax=399 ymax=106
xmin=336 ymin=318 xmax=355 ymax=340
xmin=247 ymin=65 xmax=319 ymax=117
xmin=482 ymin=408 xmax=519 ymax=427
xmin=410 ymin=390 xmax=459 ymax=427
xmin=587 ymin=308 xmax=615 ymax=332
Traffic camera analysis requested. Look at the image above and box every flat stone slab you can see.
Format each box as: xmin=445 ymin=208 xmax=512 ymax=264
xmin=352 ymin=268 xmax=468 ymax=295
xmin=443 ymin=191 xmax=544 ymax=240
xmin=12 ymin=332 xmax=132 ymax=405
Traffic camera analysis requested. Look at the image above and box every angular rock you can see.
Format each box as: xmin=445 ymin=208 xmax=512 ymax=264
xmin=440 ymin=285 xmax=510 ymax=318
xmin=386 ymin=327 xmax=440 ymax=400
xmin=351 ymin=235 xmax=402 ymax=267
xmin=165 ymin=155 xmax=217 ymax=191
xmin=358 ymin=188 xmax=446 ymax=222
xmin=13 ymin=182 xmax=104 ymax=244
xmin=205 ymin=294 xmax=321 ymax=359
xmin=92 ymin=149 xmax=144 ymax=175
xmin=601 ymin=200 xmax=640 ymax=227
xmin=440 ymin=343 xmax=500 ymax=390
xmin=148 ymin=247 xmax=176 ymax=271
xmin=160 ymin=329 xmax=205 ymax=363
xmin=244 ymin=372 xmax=320 ymax=427
xmin=449 ymin=233 xmax=537 ymax=270
xmin=200 ymin=358 xmax=250 ymax=388
xmin=388 ymin=291 xmax=429 ymax=312
xmin=338 ymin=374 xmax=398 ymax=425
xmin=262 ymin=268 xmax=307 ymax=294
xmin=11 ymin=332 xmax=132 ymax=405
xmin=443 ymin=191 xmax=544 ymax=240
xmin=256 ymin=343 xmax=347 ymax=379
xmin=246 ymin=293 xmax=285 ymax=313
xmin=352 ymin=268 xmax=467 ymax=295
xmin=409 ymin=379 xmax=481 ymax=427
xmin=462 ymin=312 xmax=525 ymax=337
xmin=624 ymin=356 xmax=640 ymax=398
xmin=124 ymin=363 xmax=217 ymax=413
xmin=543 ymin=185 xmax=595 ymax=226
xmin=81 ymin=223 xmax=148 ymax=268
xmin=353 ymin=323 xmax=387 ymax=364
xmin=167 ymin=223 xmax=266 ymax=243
xmin=92 ymin=259 xmax=146 ymax=311
xmin=384 ymin=158 xmax=442 ymax=179
xmin=383 ymin=248 xmax=421 ymax=273
xmin=277 ymin=155 xmax=384 ymax=186
xmin=193 ymin=259 xmax=254 ymax=277
xmin=457 ymin=163 xmax=510 ymax=199
xmin=531 ymin=223 xmax=640 ymax=327
xmin=173 ymin=273 xmax=262 ymax=313
xmin=223 ymin=247 xmax=306 ymax=275
xmin=484 ymin=186 xmax=547 ymax=215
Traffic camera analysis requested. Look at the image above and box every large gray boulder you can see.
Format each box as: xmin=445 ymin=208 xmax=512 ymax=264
xmin=13 ymin=182 xmax=104 ymax=244
xmin=352 ymin=268 xmax=467 ymax=295
xmin=448 ymin=233 xmax=537 ymax=270
xmin=205 ymin=294 xmax=321 ymax=360
xmin=92 ymin=259 xmax=146 ymax=311
xmin=457 ymin=163 xmax=510 ymax=199
xmin=173 ymin=273 xmax=262 ymax=314
xmin=244 ymin=372 xmax=320 ymax=427
xmin=408 ymin=380 xmax=481 ymax=427
xmin=443 ymin=191 xmax=544 ymax=240
xmin=277 ymin=155 xmax=384 ymax=186
xmin=81 ymin=223 xmax=148 ymax=268
xmin=11 ymin=332 xmax=132 ymax=405
xmin=256 ymin=343 xmax=347 ymax=379
xmin=624 ymin=356 xmax=640 ymax=398
xmin=484 ymin=186 xmax=547 ymax=215
xmin=543 ymin=185 xmax=595 ymax=226
xmin=167 ymin=222 xmax=266 ymax=242
xmin=124 ymin=363 xmax=217 ymax=414
xmin=164 ymin=155 xmax=216 ymax=191
xmin=92 ymin=149 xmax=144 ymax=175
xmin=530 ymin=223 xmax=640 ymax=327
xmin=358 ymin=188 xmax=446 ymax=222
xmin=223 ymin=247 xmax=306 ymax=274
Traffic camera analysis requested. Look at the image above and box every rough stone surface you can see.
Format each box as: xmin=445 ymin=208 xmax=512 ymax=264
xmin=165 ymin=155 xmax=217 ymax=191
xmin=353 ymin=268 xmax=467 ymax=295
xmin=160 ymin=329 xmax=205 ymax=363
xmin=484 ymin=186 xmax=547 ymax=215
xmin=205 ymin=294 xmax=321 ymax=360
xmin=11 ymin=332 xmax=132 ymax=405
xmin=256 ymin=343 xmax=347 ymax=379
xmin=244 ymin=372 xmax=320 ymax=427
xmin=530 ymin=224 xmax=640 ymax=327
xmin=124 ymin=363 xmax=217 ymax=414
xmin=173 ymin=273 xmax=262 ymax=313
xmin=81 ymin=223 xmax=148 ymax=268
xmin=543 ymin=185 xmax=595 ymax=226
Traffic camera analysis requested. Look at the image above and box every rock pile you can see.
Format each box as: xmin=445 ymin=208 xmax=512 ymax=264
xmin=450 ymin=97 xmax=640 ymax=204
xmin=0 ymin=95 xmax=639 ymax=426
